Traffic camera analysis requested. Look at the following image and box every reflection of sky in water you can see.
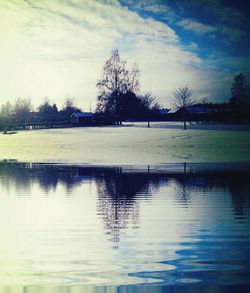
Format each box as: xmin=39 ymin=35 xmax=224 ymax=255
xmin=0 ymin=163 xmax=249 ymax=288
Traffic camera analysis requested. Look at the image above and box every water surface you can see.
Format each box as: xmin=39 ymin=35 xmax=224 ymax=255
xmin=0 ymin=162 xmax=249 ymax=291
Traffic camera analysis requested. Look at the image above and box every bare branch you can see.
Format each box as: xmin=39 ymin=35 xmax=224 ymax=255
xmin=172 ymin=85 xmax=196 ymax=110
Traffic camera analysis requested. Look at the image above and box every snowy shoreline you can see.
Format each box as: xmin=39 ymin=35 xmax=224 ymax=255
xmin=1 ymin=161 xmax=250 ymax=174
xmin=1 ymin=122 xmax=250 ymax=166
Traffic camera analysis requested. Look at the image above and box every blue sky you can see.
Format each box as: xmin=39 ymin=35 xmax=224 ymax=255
xmin=0 ymin=0 xmax=249 ymax=109
xmin=123 ymin=0 xmax=250 ymax=65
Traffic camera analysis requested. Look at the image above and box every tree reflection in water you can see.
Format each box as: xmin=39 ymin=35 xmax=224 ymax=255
xmin=95 ymin=171 xmax=161 ymax=246
xmin=0 ymin=162 xmax=249 ymax=244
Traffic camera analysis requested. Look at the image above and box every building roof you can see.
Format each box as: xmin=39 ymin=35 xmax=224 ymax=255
xmin=71 ymin=112 xmax=93 ymax=118
xmin=159 ymin=108 xmax=170 ymax=115
xmin=176 ymin=106 xmax=207 ymax=114
xmin=186 ymin=106 xmax=207 ymax=114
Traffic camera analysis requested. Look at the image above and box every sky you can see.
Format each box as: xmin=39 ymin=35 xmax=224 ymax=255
xmin=0 ymin=0 xmax=249 ymax=110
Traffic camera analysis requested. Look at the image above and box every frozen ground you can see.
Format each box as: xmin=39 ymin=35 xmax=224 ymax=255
xmin=0 ymin=122 xmax=250 ymax=165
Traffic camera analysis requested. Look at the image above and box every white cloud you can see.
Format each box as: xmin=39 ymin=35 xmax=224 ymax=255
xmin=176 ymin=18 xmax=216 ymax=35
xmin=185 ymin=42 xmax=199 ymax=51
xmin=0 ymin=0 xmax=232 ymax=110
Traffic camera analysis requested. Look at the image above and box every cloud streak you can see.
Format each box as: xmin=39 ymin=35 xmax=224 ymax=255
xmin=176 ymin=18 xmax=216 ymax=35
xmin=0 ymin=0 xmax=246 ymax=109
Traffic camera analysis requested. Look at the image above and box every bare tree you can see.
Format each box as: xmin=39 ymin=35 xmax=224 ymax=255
xmin=14 ymin=98 xmax=33 ymax=123
xmin=139 ymin=92 xmax=160 ymax=111
xmin=0 ymin=101 xmax=13 ymax=117
xmin=128 ymin=63 xmax=140 ymax=93
xmin=96 ymin=49 xmax=140 ymax=124
xmin=138 ymin=92 xmax=160 ymax=127
xmin=62 ymin=98 xmax=81 ymax=118
xmin=172 ymin=86 xmax=195 ymax=130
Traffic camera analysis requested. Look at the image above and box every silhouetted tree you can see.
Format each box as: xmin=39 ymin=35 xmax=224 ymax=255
xmin=172 ymin=86 xmax=196 ymax=130
xmin=38 ymin=99 xmax=59 ymax=121
xmin=95 ymin=172 xmax=160 ymax=246
xmin=13 ymin=98 xmax=33 ymax=123
xmin=96 ymin=49 xmax=140 ymax=124
xmin=61 ymin=98 xmax=81 ymax=119
xmin=0 ymin=101 xmax=13 ymax=117
xmin=139 ymin=92 xmax=160 ymax=112
xmin=118 ymin=91 xmax=140 ymax=120
xmin=230 ymin=73 xmax=250 ymax=107
xmin=139 ymin=92 xmax=160 ymax=127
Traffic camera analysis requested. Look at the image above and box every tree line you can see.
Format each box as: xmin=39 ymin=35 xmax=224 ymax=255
xmin=95 ymin=49 xmax=250 ymax=128
xmin=0 ymin=98 xmax=81 ymax=124
xmin=0 ymin=49 xmax=249 ymax=127
xmin=96 ymin=50 xmax=250 ymax=121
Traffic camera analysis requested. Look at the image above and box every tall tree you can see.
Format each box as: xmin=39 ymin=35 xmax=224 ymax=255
xmin=139 ymin=92 xmax=160 ymax=112
xmin=96 ymin=49 xmax=140 ymax=124
xmin=230 ymin=73 xmax=250 ymax=107
xmin=38 ymin=99 xmax=59 ymax=121
xmin=0 ymin=101 xmax=13 ymax=117
xmin=138 ymin=92 xmax=160 ymax=127
xmin=14 ymin=98 xmax=33 ymax=123
xmin=172 ymin=86 xmax=195 ymax=130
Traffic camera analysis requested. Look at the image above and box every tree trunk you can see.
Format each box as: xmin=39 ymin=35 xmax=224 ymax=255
xmin=184 ymin=119 xmax=187 ymax=130
xmin=183 ymin=113 xmax=187 ymax=130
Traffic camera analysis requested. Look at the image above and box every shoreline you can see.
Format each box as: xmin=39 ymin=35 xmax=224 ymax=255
xmin=1 ymin=160 xmax=250 ymax=174
xmin=1 ymin=123 xmax=250 ymax=165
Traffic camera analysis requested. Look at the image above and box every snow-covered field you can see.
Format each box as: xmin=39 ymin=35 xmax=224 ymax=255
xmin=1 ymin=122 xmax=250 ymax=165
